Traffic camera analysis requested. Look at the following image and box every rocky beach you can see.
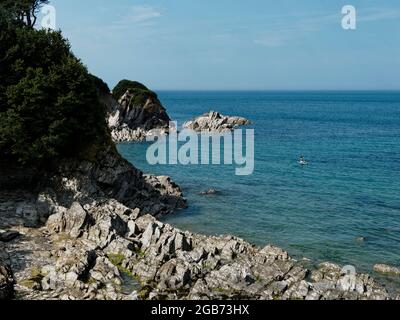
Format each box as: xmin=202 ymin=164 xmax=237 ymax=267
xmin=1 ymin=97 xmax=399 ymax=299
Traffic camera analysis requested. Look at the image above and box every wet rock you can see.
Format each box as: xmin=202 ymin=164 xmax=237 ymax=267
xmin=356 ymin=236 xmax=367 ymax=243
xmin=373 ymin=264 xmax=400 ymax=276
xmin=199 ymin=189 xmax=221 ymax=196
xmin=0 ymin=230 xmax=20 ymax=242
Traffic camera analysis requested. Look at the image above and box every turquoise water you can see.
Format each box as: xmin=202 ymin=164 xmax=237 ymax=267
xmin=117 ymin=91 xmax=400 ymax=272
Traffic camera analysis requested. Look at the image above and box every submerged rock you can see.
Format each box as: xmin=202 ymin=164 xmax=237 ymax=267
xmin=199 ymin=189 xmax=221 ymax=196
xmin=356 ymin=236 xmax=367 ymax=243
xmin=373 ymin=264 xmax=400 ymax=276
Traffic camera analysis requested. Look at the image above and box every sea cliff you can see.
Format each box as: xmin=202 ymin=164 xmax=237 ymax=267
xmin=104 ymin=80 xmax=171 ymax=142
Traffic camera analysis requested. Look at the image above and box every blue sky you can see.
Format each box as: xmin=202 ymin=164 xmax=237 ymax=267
xmin=50 ymin=0 xmax=400 ymax=90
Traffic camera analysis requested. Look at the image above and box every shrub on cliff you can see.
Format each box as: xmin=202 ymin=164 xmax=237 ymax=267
xmin=112 ymin=80 xmax=159 ymax=107
xmin=0 ymin=11 xmax=109 ymax=166
xmin=112 ymin=80 xmax=149 ymax=100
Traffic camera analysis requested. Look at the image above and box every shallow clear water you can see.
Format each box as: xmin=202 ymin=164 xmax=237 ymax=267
xmin=117 ymin=91 xmax=400 ymax=272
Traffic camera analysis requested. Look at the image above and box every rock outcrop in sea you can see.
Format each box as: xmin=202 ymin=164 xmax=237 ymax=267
xmin=373 ymin=264 xmax=400 ymax=276
xmin=183 ymin=111 xmax=251 ymax=133
xmin=101 ymin=80 xmax=171 ymax=142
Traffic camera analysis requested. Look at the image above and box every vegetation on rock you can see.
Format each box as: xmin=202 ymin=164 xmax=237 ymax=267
xmin=112 ymin=80 xmax=159 ymax=107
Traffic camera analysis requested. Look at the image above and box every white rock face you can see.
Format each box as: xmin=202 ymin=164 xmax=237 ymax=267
xmin=183 ymin=111 xmax=250 ymax=133
xmin=110 ymin=125 xmax=168 ymax=143
xmin=105 ymin=90 xmax=171 ymax=143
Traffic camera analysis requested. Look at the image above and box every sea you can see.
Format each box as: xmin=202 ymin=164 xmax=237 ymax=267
xmin=117 ymin=91 xmax=400 ymax=275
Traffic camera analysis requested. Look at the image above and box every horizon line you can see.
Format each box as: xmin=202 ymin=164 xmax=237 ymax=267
xmin=151 ymin=89 xmax=400 ymax=92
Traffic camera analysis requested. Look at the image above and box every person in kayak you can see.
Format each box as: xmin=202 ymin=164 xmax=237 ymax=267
xmin=299 ymin=155 xmax=307 ymax=164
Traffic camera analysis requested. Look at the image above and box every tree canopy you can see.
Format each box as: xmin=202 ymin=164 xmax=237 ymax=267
xmin=0 ymin=0 xmax=49 ymax=27
xmin=0 ymin=3 xmax=110 ymax=167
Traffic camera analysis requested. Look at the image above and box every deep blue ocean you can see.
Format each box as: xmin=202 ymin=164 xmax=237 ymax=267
xmin=117 ymin=91 xmax=400 ymax=273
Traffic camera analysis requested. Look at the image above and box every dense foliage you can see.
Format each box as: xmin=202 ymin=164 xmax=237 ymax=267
xmin=0 ymin=5 xmax=109 ymax=166
xmin=0 ymin=0 xmax=49 ymax=27
xmin=90 ymin=74 xmax=110 ymax=95
xmin=112 ymin=79 xmax=159 ymax=107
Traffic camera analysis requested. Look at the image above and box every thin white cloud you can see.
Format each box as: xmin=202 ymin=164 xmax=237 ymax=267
xmin=119 ymin=5 xmax=161 ymax=25
xmin=253 ymin=7 xmax=400 ymax=47
xmin=359 ymin=8 xmax=400 ymax=22
xmin=254 ymin=35 xmax=286 ymax=48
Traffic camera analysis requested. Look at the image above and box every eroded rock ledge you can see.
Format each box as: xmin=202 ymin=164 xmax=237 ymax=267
xmin=2 ymin=196 xmax=397 ymax=300
xmin=183 ymin=111 xmax=251 ymax=133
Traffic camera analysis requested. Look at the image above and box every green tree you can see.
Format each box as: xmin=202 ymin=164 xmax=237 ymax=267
xmin=0 ymin=7 xmax=110 ymax=166
xmin=0 ymin=0 xmax=49 ymax=27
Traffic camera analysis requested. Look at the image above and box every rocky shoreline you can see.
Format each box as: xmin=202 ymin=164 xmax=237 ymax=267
xmin=1 ymin=149 xmax=399 ymax=300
